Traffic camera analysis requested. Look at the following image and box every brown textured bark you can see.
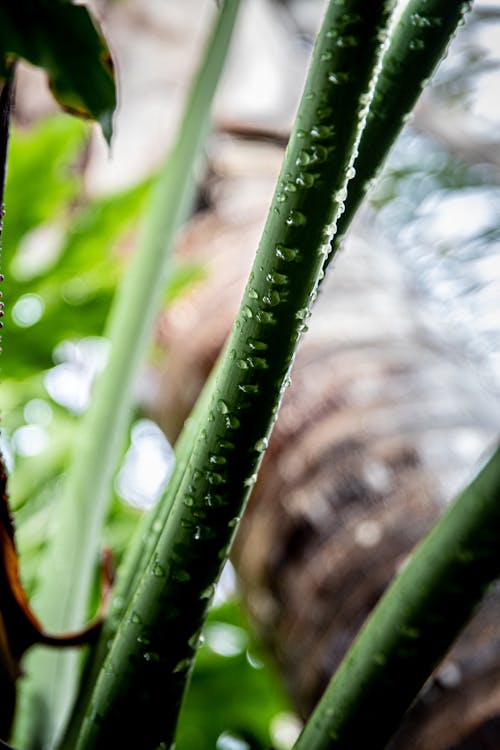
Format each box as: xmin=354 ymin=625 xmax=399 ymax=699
xmin=151 ymin=135 xmax=500 ymax=750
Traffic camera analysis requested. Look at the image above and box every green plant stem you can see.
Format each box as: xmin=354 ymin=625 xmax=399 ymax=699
xmin=324 ymin=0 xmax=473 ymax=267
xmin=292 ymin=444 xmax=500 ymax=750
xmin=75 ymin=4 xmax=397 ymax=749
xmin=14 ymin=2 xmax=241 ymax=748
xmin=60 ymin=364 xmax=218 ymax=749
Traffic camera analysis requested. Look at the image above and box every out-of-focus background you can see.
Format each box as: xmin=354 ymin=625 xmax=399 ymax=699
xmin=3 ymin=2 xmax=500 ymax=748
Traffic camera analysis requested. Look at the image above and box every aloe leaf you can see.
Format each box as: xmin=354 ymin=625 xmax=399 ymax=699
xmin=0 ymin=0 xmax=115 ymax=142
xmin=324 ymin=0 xmax=473 ymax=266
xmin=13 ymin=2 xmax=242 ymax=748
xmin=73 ymin=4 xmax=397 ymax=749
xmin=292 ymin=445 xmax=500 ymax=750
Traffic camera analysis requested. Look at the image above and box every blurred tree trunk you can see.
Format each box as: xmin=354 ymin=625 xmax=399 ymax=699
xmin=150 ymin=134 xmax=500 ymax=750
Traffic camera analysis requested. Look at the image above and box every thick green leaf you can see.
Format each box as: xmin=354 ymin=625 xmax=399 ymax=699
xmin=0 ymin=0 xmax=116 ymax=141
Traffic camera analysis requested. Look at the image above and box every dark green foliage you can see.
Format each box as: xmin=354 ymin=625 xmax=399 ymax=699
xmin=0 ymin=0 xmax=116 ymax=141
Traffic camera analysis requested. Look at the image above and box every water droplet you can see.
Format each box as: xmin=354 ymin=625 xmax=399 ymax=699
xmin=143 ymin=651 xmax=160 ymax=663
xmin=312 ymin=144 xmax=331 ymax=163
xmin=242 ymin=305 xmax=253 ymax=319
xmin=228 ymin=516 xmax=241 ymax=528
xmin=173 ymin=657 xmax=191 ymax=673
xmin=262 ymin=290 xmax=281 ymax=307
xmin=276 ymin=191 xmax=287 ymax=203
xmin=210 ymin=454 xmax=227 ymax=465
xmin=345 ymin=165 xmax=356 ymax=179
xmin=296 ymin=171 xmax=316 ymax=188
xmin=248 ymin=287 xmax=259 ymax=299
xmin=335 ymin=186 xmax=348 ymax=203
xmin=409 ymin=38 xmax=425 ymax=51
xmin=340 ymin=11 xmax=362 ymax=24
xmin=296 ymin=129 xmax=307 ymax=139
xmin=184 ymin=496 xmax=194 ymax=507
xmin=205 ymin=491 xmax=224 ymax=507
xmin=248 ymin=356 xmax=268 ymax=370
xmin=247 ymin=337 xmax=268 ymax=351
xmin=217 ymin=439 xmax=235 ymax=450
xmin=310 ymin=124 xmax=334 ymax=139
xmin=410 ymin=12 xmax=439 ymax=28
xmin=200 ymin=584 xmax=214 ymax=600
xmin=320 ymin=50 xmax=333 ymax=62
xmin=328 ymin=71 xmax=350 ymax=85
xmin=112 ymin=595 xmax=125 ymax=611
xmin=336 ymin=35 xmax=358 ymax=48
xmin=255 ymin=438 xmax=268 ymax=452
xmin=207 ymin=471 xmax=224 ymax=485
xmin=130 ymin=611 xmax=142 ymax=625
xmin=188 ymin=632 xmax=202 ymax=649
xmin=266 ymin=270 xmax=288 ymax=286
xmin=237 ymin=358 xmax=249 ymax=370
xmin=137 ymin=633 xmax=151 ymax=646
xmin=256 ymin=310 xmax=275 ymax=324
xmin=239 ymin=383 xmax=259 ymax=394
xmin=275 ymin=244 xmax=299 ymax=262
xmin=151 ymin=560 xmax=166 ymax=577
xmin=89 ymin=709 xmax=103 ymax=726
xmin=296 ymin=149 xmax=312 ymax=167
xmin=295 ymin=307 xmax=309 ymax=320
xmin=225 ymin=414 xmax=240 ymax=429
xmin=217 ymin=399 xmax=229 ymax=415
xmin=244 ymin=474 xmax=258 ymax=488
xmin=152 ymin=519 xmax=163 ymax=533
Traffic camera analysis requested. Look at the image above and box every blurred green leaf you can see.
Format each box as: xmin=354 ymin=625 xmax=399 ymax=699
xmin=3 ymin=117 xmax=152 ymax=377
xmin=3 ymin=116 xmax=85 ymax=249
xmin=0 ymin=0 xmax=116 ymax=140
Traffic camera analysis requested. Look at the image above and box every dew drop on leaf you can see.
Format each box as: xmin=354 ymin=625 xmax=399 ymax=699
xmin=275 ymin=244 xmax=299 ymax=262
xmin=255 ymin=438 xmax=268 ymax=452
xmin=286 ymin=210 xmax=307 ymax=227
xmin=217 ymin=399 xmax=229 ymax=415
